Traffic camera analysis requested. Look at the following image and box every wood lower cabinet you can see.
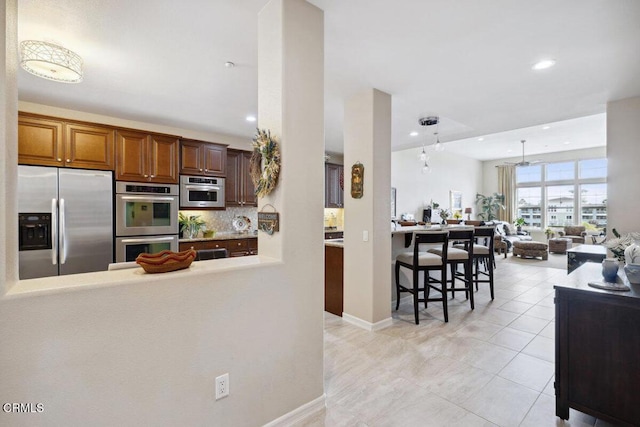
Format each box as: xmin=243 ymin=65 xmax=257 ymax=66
xmin=179 ymin=237 xmax=257 ymax=257
xmin=116 ymin=129 xmax=179 ymax=184
xmin=325 ymin=244 xmax=344 ymax=316
xmin=18 ymin=113 xmax=114 ymax=170
xmin=180 ymin=139 xmax=227 ymax=177
xmin=325 ymin=163 xmax=344 ymax=208
xmin=555 ymin=265 xmax=640 ymax=426
xmin=226 ymin=149 xmax=257 ymax=207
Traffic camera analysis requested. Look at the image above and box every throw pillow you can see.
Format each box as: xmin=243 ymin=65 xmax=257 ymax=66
xmin=506 ymin=223 xmax=517 ymax=236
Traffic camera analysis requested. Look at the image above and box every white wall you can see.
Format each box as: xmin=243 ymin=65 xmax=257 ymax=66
xmin=0 ymin=1 xmax=324 ymax=425
xmin=607 ymin=96 xmax=640 ymax=235
xmin=392 ymin=148 xmax=483 ymax=221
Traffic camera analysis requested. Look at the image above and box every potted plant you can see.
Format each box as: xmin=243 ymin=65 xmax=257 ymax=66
xmin=514 ymin=217 xmax=527 ymax=232
xmin=178 ymin=213 xmax=206 ymax=239
xmin=544 ymin=227 xmax=555 ymax=240
xmin=439 ymin=208 xmax=450 ymax=224
xmin=453 ymin=210 xmax=463 ymax=220
xmin=475 ymin=193 xmax=505 ymax=221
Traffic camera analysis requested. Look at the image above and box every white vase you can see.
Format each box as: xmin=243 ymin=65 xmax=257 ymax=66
xmin=602 ymin=258 xmax=619 ymax=283
xmin=624 ymin=243 xmax=640 ymax=265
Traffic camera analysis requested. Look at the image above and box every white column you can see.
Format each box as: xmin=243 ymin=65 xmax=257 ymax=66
xmin=258 ymin=0 xmax=324 ymax=264
xmin=342 ymin=88 xmax=392 ymax=330
xmin=1 ymin=0 xmax=19 ymax=295
xmin=607 ymin=96 xmax=640 ymax=235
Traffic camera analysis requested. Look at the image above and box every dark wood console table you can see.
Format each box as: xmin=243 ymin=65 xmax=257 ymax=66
xmin=566 ymin=244 xmax=607 ymax=274
xmin=555 ymin=263 xmax=640 ymax=426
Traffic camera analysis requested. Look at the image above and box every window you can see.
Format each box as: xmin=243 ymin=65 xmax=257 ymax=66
xmin=515 ymin=158 xmax=606 ymax=230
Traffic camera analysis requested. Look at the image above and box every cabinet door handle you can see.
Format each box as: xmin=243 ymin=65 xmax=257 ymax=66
xmin=150 ymin=175 xmax=155 ymax=178
xmin=66 ymin=159 xmax=71 ymax=163
xmin=57 ymin=158 xmax=62 ymax=162
xmin=199 ymin=168 xmax=203 ymax=172
xmin=204 ymin=169 xmax=208 ymax=172
xmin=143 ymin=174 xmax=149 ymax=178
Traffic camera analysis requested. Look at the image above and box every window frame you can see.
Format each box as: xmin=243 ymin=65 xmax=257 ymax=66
xmin=515 ymin=158 xmax=607 ymax=230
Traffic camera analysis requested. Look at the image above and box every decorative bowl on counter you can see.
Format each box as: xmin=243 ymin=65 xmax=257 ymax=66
xmin=624 ymin=263 xmax=640 ymax=285
xmin=135 ymin=249 xmax=196 ymax=274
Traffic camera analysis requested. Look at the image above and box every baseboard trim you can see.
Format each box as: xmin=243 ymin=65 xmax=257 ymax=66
xmin=263 ymin=394 xmax=326 ymax=427
xmin=342 ymin=313 xmax=393 ymax=331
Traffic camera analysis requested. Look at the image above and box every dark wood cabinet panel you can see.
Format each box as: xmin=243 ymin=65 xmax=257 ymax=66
xmin=65 ymin=123 xmax=115 ymax=170
xmin=18 ymin=113 xmax=114 ymax=170
xmin=226 ymin=149 xmax=256 ymax=207
xmin=179 ymin=237 xmax=257 ymax=257
xmin=555 ymin=265 xmax=640 ymax=426
xmin=325 ymin=245 xmax=344 ymax=316
xmin=325 ymin=163 xmax=344 ymax=208
xmin=180 ymin=139 xmax=227 ymax=177
xmin=116 ymin=130 xmax=178 ymax=183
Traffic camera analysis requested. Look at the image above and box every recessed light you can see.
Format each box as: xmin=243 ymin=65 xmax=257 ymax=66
xmin=409 ymin=131 xmax=418 ymax=137
xmin=532 ymin=59 xmax=556 ymax=70
xmin=225 ymin=61 xmax=235 ymax=68
xmin=564 ymin=141 xmax=571 ymax=145
xmin=477 ymin=137 xmax=484 ymax=141
xmin=246 ymin=115 xmax=256 ymax=122
xmin=507 ymin=149 xmax=513 ymax=153
xmin=542 ymin=126 xmax=551 ymax=130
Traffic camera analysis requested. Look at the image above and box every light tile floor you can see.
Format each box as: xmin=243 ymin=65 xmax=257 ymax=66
xmin=296 ymin=258 xmax=619 ymax=427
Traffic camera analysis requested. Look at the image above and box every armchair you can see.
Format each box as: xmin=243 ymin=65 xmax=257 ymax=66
xmin=492 ymin=221 xmax=532 ymax=258
xmin=558 ymin=226 xmax=587 ymax=244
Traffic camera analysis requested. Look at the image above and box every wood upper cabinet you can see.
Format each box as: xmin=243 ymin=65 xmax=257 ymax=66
xmin=18 ymin=113 xmax=114 ymax=170
xmin=325 ymin=163 xmax=344 ymax=208
xmin=226 ymin=149 xmax=257 ymax=207
xmin=116 ymin=129 xmax=179 ymax=183
xmin=179 ymin=139 xmax=227 ymax=177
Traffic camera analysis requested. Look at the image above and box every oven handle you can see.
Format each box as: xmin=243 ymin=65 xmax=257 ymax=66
xmin=184 ymin=185 xmax=221 ymax=190
xmin=120 ymin=196 xmax=176 ymax=202
xmin=119 ymin=236 xmax=176 ymax=244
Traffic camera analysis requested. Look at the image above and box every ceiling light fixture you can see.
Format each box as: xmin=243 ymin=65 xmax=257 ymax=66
xmin=20 ymin=40 xmax=83 ymax=83
xmin=434 ymin=132 xmax=444 ymax=152
xmin=246 ymin=115 xmax=257 ymax=122
xmin=421 ymin=159 xmax=431 ymax=174
xmin=418 ymin=116 xmax=444 ymax=152
xmin=532 ymin=59 xmax=556 ymax=70
xmin=410 ymin=131 xmax=418 ymax=137
xmin=542 ymin=126 xmax=551 ymax=130
xmin=225 ymin=61 xmax=235 ymax=68
xmin=478 ymin=137 xmax=484 ymax=141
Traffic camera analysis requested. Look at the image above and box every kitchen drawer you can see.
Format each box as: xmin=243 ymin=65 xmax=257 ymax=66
xmin=228 ymin=239 xmax=249 ymax=257
xmin=180 ymin=240 xmax=229 ymax=252
xmin=325 ymin=231 xmax=343 ymax=240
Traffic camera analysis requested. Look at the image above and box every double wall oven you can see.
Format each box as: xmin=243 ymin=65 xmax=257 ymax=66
xmin=115 ymin=181 xmax=179 ymax=262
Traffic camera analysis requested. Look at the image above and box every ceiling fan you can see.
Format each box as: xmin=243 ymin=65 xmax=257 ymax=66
xmin=504 ymin=139 xmax=542 ymax=167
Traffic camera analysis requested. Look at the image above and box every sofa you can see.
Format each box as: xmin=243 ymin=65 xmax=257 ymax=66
xmin=490 ymin=221 xmax=533 ymax=257
xmin=558 ymin=225 xmax=587 ymax=244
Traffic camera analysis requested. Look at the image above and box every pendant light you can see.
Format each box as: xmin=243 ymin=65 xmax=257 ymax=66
xmin=434 ymin=131 xmax=444 ymax=152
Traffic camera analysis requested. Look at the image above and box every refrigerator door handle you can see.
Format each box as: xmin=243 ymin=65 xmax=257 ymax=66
xmin=51 ymin=198 xmax=58 ymax=265
xmin=59 ymin=198 xmax=67 ymax=265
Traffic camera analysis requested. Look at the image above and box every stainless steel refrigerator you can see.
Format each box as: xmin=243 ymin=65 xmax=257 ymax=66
xmin=18 ymin=165 xmax=113 ymax=279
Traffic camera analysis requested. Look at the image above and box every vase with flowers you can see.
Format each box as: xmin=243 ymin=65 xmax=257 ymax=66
xmin=603 ymin=228 xmax=640 ymax=263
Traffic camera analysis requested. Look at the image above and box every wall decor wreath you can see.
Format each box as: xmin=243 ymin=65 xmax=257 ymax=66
xmin=250 ymin=128 xmax=281 ymax=198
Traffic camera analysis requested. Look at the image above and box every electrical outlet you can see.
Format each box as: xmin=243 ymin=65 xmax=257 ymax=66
xmin=215 ymin=373 xmax=229 ymax=400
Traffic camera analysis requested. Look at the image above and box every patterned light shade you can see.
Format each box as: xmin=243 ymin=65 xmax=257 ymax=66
xmin=20 ymin=40 xmax=83 ymax=83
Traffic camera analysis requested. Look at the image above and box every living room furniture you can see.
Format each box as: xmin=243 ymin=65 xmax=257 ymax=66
xmin=492 ymin=220 xmax=532 ymax=257
xmin=395 ymin=231 xmax=449 ymax=324
xmin=513 ymin=240 xmax=548 ymax=260
xmin=567 ymin=244 xmax=607 ymax=274
xmin=461 ymin=226 xmax=495 ymax=300
xmin=549 ymin=238 xmax=572 ymax=254
xmin=558 ymin=225 xmax=587 ymax=244
xmin=555 ymin=262 xmax=640 ymax=425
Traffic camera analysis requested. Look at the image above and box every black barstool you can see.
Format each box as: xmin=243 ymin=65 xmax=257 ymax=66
xmin=395 ymin=231 xmax=449 ymax=323
xmin=430 ymin=228 xmax=474 ymax=310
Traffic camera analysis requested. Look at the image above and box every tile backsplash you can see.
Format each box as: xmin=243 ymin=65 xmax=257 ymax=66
xmin=179 ymin=207 xmax=258 ymax=233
